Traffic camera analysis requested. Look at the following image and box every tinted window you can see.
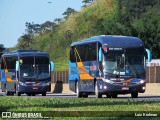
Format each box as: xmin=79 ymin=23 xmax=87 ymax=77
xmin=1 ymin=56 xmax=18 ymax=69
xmin=35 ymin=57 xmax=49 ymax=64
xmin=71 ymin=43 xmax=97 ymax=62
xmin=70 ymin=47 xmax=76 ymax=62
xmin=21 ymin=57 xmax=34 ymax=64
xmin=84 ymin=43 xmax=97 ymax=61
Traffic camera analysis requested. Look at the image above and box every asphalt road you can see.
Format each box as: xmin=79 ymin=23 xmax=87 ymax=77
xmin=1 ymin=92 xmax=160 ymax=101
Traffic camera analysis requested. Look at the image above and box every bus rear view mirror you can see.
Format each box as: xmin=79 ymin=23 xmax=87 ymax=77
xmin=50 ymin=61 xmax=54 ymax=71
xmin=145 ymin=48 xmax=152 ymax=62
xmin=99 ymin=47 xmax=103 ymax=62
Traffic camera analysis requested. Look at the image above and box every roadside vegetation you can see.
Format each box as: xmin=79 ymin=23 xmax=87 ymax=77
xmin=9 ymin=0 xmax=160 ymax=71
xmin=0 ymin=96 xmax=160 ymax=119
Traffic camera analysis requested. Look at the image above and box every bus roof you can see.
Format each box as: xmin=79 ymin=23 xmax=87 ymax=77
xmin=71 ymin=35 xmax=144 ymax=47
xmin=2 ymin=50 xmax=49 ymax=57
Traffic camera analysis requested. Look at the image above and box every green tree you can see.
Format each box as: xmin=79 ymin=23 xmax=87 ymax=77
xmin=54 ymin=18 xmax=62 ymax=24
xmin=132 ymin=5 xmax=160 ymax=58
xmin=0 ymin=44 xmax=4 ymax=50
xmin=62 ymin=7 xmax=77 ymax=19
xmin=17 ymin=34 xmax=33 ymax=49
xmin=25 ymin=22 xmax=35 ymax=35
xmin=82 ymin=0 xmax=95 ymax=4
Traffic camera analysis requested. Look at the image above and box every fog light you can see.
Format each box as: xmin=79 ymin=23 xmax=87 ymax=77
xmin=142 ymin=86 xmax=145 ymax=90
xmin=104 ymin=86 xmax=107 ymax=89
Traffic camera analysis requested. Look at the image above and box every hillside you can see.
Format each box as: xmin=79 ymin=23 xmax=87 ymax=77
xmin=13 ymin=0 xmax=160 ymax=71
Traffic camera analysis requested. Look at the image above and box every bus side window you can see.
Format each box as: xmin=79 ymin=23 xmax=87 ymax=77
xmin=84 ymin=45 xmax=88 ymax=61
xmin=92 ymin=43 xmax=97 ymax=60
xmin=81 ymin=45 xmax=85 ymax=61
xmin=1 ymin=57 xmax=4 ymax=69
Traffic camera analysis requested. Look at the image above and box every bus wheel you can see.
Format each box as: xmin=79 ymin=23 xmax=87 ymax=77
xmin=10 ymin=92 xmax=14 ymax=96
xmin=32 ymin=94 xmax=35 ymax=96
xmin=27 ymin=93 xmax=31 ymax=96
xmin=131 ymin=92 xmax=138 ymax=98
xmin=106 ymin=94 xmax=111 ymax=98
xmin=42 ymin=92 xmax=46 ymax=96
xmin=76 ymin=81 xmax=82 ymax=98
xmin=83 ymin=93 xmax=88 ymax=98
xmin=95 ymin=81 xmax=102 ymax=98
xmin=112 ymin=94 xmax=118 ymax=98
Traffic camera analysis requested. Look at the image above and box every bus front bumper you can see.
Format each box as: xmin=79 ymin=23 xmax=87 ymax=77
xmin=17 ymin=84 xmax=51 ymax=93
xmin=98 ymin=82 xmax=146 ymax=94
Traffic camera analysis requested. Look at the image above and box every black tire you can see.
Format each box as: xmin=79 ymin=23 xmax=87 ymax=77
xmin=112 ymin=94 xmax=118 ymax=98
xmin=27 ymin=93 xmax=31 ymax=96
xmin=10 ymin=92 xmax=15 ymax=96
xmin=42 ymin=92 xmax=46 ymax=96
xmin=95 ymin=81 xmax=102 ymax=98
xmin=83 ymin=93 xmax=88 ymax=98
xmin=131 ymin=92 xmax=138 ymax=98
xmin=32 ymin=94 xmax=35 ymax=96
xmin=106 ymin=94 xmax=111 ymax=98
xmin=76 ymin=81 xmax=82 ymax=98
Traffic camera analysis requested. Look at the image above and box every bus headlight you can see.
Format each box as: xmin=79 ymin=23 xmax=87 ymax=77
xmin=19 ymin=82 xmax=27 ymax=86
xmin=142 ymin=86 xmax=145 ymax=90
xmin=103 ymin=79 xmax=113 ymax=84
xmin=140 ymin=80 xmax=145 ymax=84
xmin=104 ymin=86 xmax=107 ymax=89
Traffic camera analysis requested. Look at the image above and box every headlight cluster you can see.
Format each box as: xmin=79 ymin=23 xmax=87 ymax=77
xmin=139 ymin=80 xmax=145 ymax=84
xmin=102 ymin=78 xmax=114 ymax=84
xmin=19 ymin=82 xmax=27 ymax=86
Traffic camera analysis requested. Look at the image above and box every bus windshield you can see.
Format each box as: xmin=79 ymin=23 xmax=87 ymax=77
xmin=20 ymin=56 xmax=50 ymax=80
xmin=103 ymin=52 xmax=145 ymax=76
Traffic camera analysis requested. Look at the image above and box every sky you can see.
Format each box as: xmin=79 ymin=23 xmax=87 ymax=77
xmin=0 ymin=0 xmax=83 ymax=48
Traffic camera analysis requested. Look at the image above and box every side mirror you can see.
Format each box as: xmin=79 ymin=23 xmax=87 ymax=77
xmin=99 ymin=47 xmax=103 ymax=62
xmin=16 ymin=61 xmax=19 ymax=71
xmin=50 ymin=61 xmax=54 ymax=71
xmin=145 ymin=48 xmax=152 ymax=62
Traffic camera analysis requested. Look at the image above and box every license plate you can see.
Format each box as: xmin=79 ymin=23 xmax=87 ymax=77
xmin=122 ymin=87 xmax=129 ymax=90
xmin=33 ymin=87 xmax=38 ymax=90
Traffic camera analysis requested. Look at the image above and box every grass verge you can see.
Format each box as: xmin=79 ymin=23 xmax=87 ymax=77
xmin=0 ymin=97 xmax=160 ymax=119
